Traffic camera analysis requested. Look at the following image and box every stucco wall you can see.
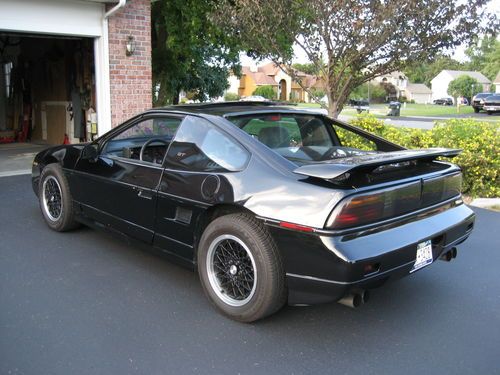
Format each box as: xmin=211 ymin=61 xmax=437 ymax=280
xmin=107 ymin=0 xmax=152 ymax=127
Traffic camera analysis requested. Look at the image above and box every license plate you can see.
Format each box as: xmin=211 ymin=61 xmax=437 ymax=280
xmin=410 ymin=240 xmax=433 ymax=273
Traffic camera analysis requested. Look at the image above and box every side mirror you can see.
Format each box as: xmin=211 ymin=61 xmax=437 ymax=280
xmin=81 ymin=143 xmax=99 ymax=162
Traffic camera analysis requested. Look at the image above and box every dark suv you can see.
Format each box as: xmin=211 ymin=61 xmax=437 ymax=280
xmin=472 ymin=93 xmax=493 ymax=113
xmin=433 ymin=97 xmax=453 ymax=106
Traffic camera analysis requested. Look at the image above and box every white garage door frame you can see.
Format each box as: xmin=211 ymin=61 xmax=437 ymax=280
xmin=0 ymin=0 xmax=112 ymax=136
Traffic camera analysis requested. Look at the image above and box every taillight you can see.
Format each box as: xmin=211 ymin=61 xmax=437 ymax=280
xmin=326 ymin=173 xmax=462 ymax=230
xmin=326 ymin=182 xmax=421 ymax=229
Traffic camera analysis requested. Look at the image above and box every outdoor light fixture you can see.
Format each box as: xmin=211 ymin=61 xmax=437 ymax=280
xmin=125 ymin=35 xmax=136 ymax=56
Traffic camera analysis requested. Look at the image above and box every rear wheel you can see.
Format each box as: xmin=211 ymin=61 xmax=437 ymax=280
xmin=473 ymin=107 xmax=480 ymax=113
xmin=197 ymin=213 xmax=286 ymax=322
xmin=38 ymin=164 xmax=79 ymax=231
xmin=487 ymin=111 xmax=493 ymax=115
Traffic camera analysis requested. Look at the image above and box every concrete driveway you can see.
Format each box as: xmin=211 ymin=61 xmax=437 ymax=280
xmin=0 ymin=143 xmax=48 ymax=177
xmin=1 ymin=174 xmax=499 ymax=375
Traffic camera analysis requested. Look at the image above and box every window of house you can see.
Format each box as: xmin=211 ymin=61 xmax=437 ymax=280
xmin=165 ymin=116 xmax=250 ymax=172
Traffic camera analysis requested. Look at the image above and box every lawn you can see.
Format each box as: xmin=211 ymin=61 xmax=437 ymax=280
xmin=296 ymin=102 xmax=475 ymax=117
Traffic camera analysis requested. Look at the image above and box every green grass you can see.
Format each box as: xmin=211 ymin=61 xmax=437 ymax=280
xmin=296 ymin=102 xmax=476 ymax=117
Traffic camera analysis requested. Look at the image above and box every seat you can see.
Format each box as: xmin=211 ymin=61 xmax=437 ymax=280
xmin=258 ymin=127 xmax=290 ymax=148
xmin=302 ymin=118 xmax=331 ymax=147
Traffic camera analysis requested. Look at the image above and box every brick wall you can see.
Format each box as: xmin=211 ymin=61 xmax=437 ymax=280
xmin=107 ymin=0 xmax=152 ymax=127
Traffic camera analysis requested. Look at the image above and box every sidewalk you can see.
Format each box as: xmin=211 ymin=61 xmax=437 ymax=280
xmin=0 ymin=143 xmax=48 ymax=177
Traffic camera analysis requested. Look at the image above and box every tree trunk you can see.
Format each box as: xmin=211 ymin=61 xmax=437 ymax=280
xmin=172 ymin=90 xmax=180 ymax=105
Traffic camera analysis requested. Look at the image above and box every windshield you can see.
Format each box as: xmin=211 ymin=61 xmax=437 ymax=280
xmin=228 ymin=113 xmax=375 ymax=164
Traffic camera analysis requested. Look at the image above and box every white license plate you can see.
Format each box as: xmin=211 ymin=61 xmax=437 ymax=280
xmin=410 ymin=240 xmax=433 ymax=273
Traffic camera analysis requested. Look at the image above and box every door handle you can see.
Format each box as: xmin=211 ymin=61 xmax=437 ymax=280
xmin=137 ymin=189 xmax=153 ymax=200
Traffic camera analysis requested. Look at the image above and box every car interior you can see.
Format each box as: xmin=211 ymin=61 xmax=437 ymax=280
xmin=231 ymin=114 xmax=375 ymax=164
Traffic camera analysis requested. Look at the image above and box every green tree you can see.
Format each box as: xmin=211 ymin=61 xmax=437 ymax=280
xmin=404 ymin=55 xmax=465 ymax=86
xmin=152 ymin=0 xmax=242 ymax=105
xmin=349 ymin=83 xmax=386 ymax=102
xmin=253 ymin=85 xmax=277 ymax=100
xmin=448 ymin=75 xmax=481 ymax=99
xmin=291 ymin=63 xmax=320 ymax=75
xmin=214 ymin=0 xmax=497 ymax=118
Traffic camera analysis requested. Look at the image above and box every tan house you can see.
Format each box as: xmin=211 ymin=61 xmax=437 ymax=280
xmin=228 ymin=63 xmax=321 ymax=102
xmin=404 ymin=83 xmax=432 ymax=104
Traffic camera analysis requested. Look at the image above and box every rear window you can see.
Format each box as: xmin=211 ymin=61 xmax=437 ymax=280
xmin=228 ymin=113 xmax=375 ymax=164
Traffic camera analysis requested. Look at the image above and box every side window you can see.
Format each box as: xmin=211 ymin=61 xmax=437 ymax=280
xmin=102 ymin=117 xmax=182 ymax=164
xmin=332 ymin=125 xmax=377 ymax=151
xmin=165 ymin=116 xmax=250 ymax=172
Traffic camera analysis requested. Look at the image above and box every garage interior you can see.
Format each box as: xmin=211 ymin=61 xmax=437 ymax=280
xmin=0 ymin=33 xmax=98 ymax=145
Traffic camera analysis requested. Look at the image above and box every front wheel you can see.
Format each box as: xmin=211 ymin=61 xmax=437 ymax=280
xmin=197 ymin=213 xmax=286 ymax=322
xmin=38 ymin=164 xmax=79 ymax=231
xmin=473 ymin=107 xmax=480 ymax=113
xmin=487 ymin=111 xmax=493 ymax=115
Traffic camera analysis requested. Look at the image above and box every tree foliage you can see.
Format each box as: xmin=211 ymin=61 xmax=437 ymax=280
xmin=291 ymin=63 xmax=320 ymax=75
xmin=404 ymin=56 xmax=466 ymax=87
xmin=253 ymin=85 xmax=277 ymax=99
xmin=213 ymin=0 xmax=497 ymax=117
xmin=448 ymin=75 xmax=481 ymax=99
xmin=152 ymin=0 xmax=241 ymax=105
xmin=466 ymin=36 xmax=500 ymax=81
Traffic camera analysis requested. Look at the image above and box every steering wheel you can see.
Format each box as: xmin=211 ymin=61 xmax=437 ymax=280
xmin=139 ymin=138 xmax=169 ymax=162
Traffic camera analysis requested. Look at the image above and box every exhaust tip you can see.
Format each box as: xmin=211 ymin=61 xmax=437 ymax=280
xmin=338 ymin=293 xmax=362 ymax=308
xmin=440 ymin=247 xmax=458 ymax=262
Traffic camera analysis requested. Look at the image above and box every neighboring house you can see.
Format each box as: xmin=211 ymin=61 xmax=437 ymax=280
xmin=494 ymin=72 xmax=500 ymax=94
xmin=431 ymin=70 xmax=491 ymax=101
xmin=0 ymin=0 xmax=151 ymax=144
xmin=372 ymin=71 xmax=408 ymax=99
xmin=404 ymin=83 xmax=432 ymax=104
xmin=229 ymin=63 xmax=321 ymax=102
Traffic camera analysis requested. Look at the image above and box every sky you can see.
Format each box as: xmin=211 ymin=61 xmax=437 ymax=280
xmin=240 ymin=0 xmax=500 ymax=67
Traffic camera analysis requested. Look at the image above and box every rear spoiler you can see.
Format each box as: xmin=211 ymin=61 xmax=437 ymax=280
xmin=293 ymin=148 xmax=461 ymax=180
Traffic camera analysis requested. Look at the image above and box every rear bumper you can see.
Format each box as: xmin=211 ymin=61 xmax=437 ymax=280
xmin=268 ymin=204 xmax=475 ymax=305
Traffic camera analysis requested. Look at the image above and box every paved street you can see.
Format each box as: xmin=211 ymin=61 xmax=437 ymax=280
xmin=1 ymin=174 xmax=500 ymax=375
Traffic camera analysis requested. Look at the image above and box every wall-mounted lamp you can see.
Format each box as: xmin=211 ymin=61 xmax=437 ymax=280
xmin=126 ymin=35 xmax=136 ymax=56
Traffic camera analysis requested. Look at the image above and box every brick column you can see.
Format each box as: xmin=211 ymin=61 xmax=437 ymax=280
xmin=107 ymin=0 xmax=152 ymax=127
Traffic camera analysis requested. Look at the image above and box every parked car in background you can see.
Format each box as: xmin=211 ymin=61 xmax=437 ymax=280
xmin=472 ymin=93 xmax=493 ymax=113
xmin=483 ymin=94 xmax=500 ymax=115
xmin=240 ymin=95 xmax=268 ymax=102
xmin=349 ymin=98 xmax=370 ymax=113
xmin=433 ymin=97 xmax=453 ymax=106
xmin=32 ymin=101 xmax=475 ymax=322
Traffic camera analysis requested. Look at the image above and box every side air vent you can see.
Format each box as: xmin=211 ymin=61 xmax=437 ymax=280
xmin=175 ymin=207 xmax=192 ymax=224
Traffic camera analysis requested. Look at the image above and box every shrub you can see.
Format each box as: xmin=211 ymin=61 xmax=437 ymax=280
xmin=347 ymin=115 xmax=499 ymax=197
xmin=224 ymin=92 xmax=240 ymax=101
xmin=253 ymin=85 xmax=277 ymax=100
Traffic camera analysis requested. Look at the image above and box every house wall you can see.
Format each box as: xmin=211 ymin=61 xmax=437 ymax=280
xmin=107 ymin=0 xmax=152 ymax=127
xmin=238 ymin=74 xmax=257 ymax=97
xmin=431 ymin=72 xmax=452 ymax=100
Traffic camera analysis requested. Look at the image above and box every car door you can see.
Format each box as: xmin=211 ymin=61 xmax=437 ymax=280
xmin=154 ymin=115 xmax=250 ymax=261
xmin=71 ymin=115 xmax=183 ymax=243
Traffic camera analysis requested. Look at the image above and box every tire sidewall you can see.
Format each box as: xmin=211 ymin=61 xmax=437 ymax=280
xmin=38 ymin=164 xmax=74 ymax=231
xmin=198 ymin=215 xmax=278 ymax=322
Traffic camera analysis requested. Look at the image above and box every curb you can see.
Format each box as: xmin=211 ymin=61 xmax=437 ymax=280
xmin=469 ymin=198 xmax=500 ymax=210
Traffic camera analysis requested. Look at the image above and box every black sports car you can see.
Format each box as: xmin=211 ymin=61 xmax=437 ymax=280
xmin=32 ymin=102 xmax=475 ymax=322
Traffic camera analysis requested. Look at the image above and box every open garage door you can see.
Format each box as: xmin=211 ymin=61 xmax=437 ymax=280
xmin=0 ymin=34 xmax=98 ymax=145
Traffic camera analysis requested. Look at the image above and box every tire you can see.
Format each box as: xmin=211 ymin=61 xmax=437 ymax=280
xmin=38 ymin=164 xmax=79 ymax=232
xmin=473 ymin=107 xmax=480 ymax=113
xmin=487 ymin=111 xmax=493 ymax=115
xmin=197 ymin=213 xmax=286 ymax=322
